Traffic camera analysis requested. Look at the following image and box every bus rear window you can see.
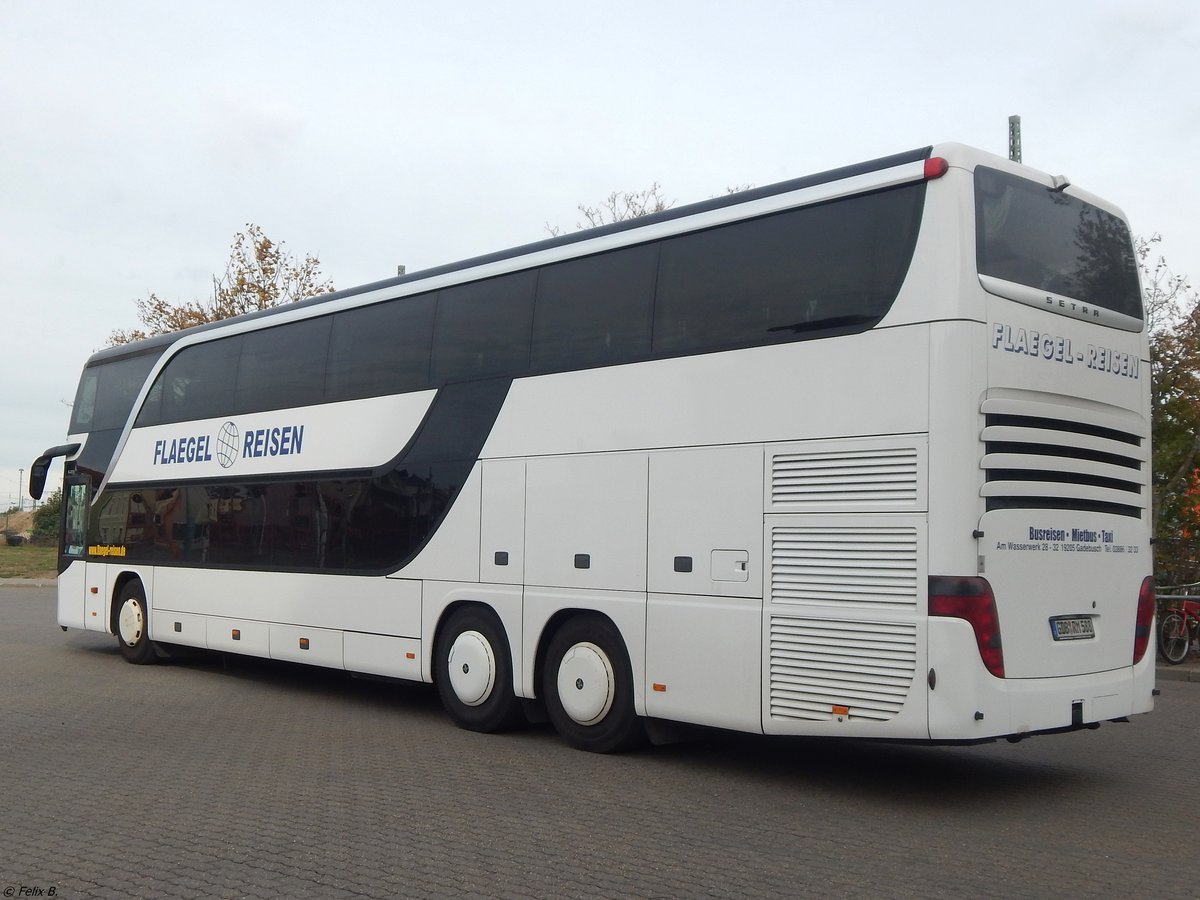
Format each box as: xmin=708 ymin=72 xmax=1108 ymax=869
xmin=975 ymin=166 xmax=1142 ymax=322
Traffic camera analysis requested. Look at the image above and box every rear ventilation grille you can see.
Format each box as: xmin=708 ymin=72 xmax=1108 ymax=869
xmin=769 ymin=616 xmax=917 ymax=722
xmin=981 ymin=403 xmax=1146 ymax=518
xmin=771 ymin=525 xmax=918 ymax=609
xmin=771 ymin=447 xmax=919 ymax=510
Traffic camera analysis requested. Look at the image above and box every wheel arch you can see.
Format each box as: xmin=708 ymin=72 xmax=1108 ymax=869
xmin=533 ymin=608 xmax=622 ymax=702
xmin=108 ymin=570 xmax=146 ymax=637
xmin=430 ymin=599 xmax=487 ymax=687
xmin=424 ymin=585 xmax=524 ymax=690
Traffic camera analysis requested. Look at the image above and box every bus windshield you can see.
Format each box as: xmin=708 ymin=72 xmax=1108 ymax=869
xmin=69 ymin=350 xmax=163 ymax=434
xmin=975 ymin=165 xmax=1142 ymax=321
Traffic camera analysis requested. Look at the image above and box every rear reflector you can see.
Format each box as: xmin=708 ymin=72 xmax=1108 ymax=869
xmin=1133 ymin=576 xmax=1155 ymax=664
xmin=929 ymin=576 xmax=1004 ymax=678
xmin=924 ymin=157 xmax=949 ymax=179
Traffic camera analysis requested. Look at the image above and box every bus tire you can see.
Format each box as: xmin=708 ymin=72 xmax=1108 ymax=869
xmin=434 ymin=605 xmax=524 ymax=733
xmin=543 ymin=614 xmax=646 ymax=753
xmin=115 ymin=580 xmax=157 ymax=665
xmin=1159 ymin=611 xmax=1190 ymax=664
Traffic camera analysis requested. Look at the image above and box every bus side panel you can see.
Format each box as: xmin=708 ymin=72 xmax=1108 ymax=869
xmin=524 ymin=453 xmax=648 ymax=594
xmin=479 ymin=458 xmax=526 ymax=586
xmin=270 ymin=622 xmax=343 ymax=670
xmin=56 ymin=559 xmax=87 ymax=630
xmin=647 ymin=445 xmax=764 ymax=599
xmin=480 ymin=328 xmax=930 ymax=460
xmin=644 ymin=445 xmax=764 ymax=731
xmin=84 ymin=561 xmax=111 ymax=632
xmin=344 ymin=632 xmax=422 ymax=681
xmin=153 ymin=568 xmax=422 ymax=638
xmin=208 ymin=616 xmax=270 ymax=656
xmin=645 ymin=594 xmax=762 ymax=732
xmin=152 ymin=610 xmax=207 ymax=648
xmin=396 ymin=463 xmax=483 ymax=584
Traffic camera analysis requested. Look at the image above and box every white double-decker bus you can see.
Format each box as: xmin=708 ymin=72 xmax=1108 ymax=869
xmin=31 ymin=142 xmax=1155 ymax=752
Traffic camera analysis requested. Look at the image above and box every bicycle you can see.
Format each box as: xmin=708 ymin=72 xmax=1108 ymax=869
xmin=1158 ymin=597 xmax=1200 ymax=664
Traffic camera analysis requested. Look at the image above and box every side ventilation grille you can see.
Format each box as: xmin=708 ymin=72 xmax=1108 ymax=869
xmin=771 ymin=447 xmax=919 ymax=511
xmin=771 ymin=525 xmax=918 ymax=609
xmin=768 ymin=616 xmax=917 ymax=722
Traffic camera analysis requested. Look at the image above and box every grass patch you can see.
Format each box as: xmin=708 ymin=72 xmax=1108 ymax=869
xmin=0 ymin=544 xmax=58 ymax=579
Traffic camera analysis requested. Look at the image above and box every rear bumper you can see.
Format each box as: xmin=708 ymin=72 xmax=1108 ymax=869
xmin=928 ymin=617 xmax=1155 ymax=740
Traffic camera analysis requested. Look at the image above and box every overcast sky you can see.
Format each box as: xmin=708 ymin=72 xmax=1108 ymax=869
xmin=2 ymin=0 xmax=1197 ymax=509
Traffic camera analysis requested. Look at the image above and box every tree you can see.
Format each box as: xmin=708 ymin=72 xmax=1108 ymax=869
xmin=110 ymin=223 xmax=334 ymax=345
xmin=32 ymin=488 xmax=61 ymax=539
xmin=1142 ymin=235 xmax=1200 ymax=586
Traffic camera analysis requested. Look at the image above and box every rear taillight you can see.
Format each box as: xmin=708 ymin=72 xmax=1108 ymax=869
xmin=1133 ymin=576 xmax=1155 ymax=665
xmin=929 ymin=576 xmax=1004 ymax=678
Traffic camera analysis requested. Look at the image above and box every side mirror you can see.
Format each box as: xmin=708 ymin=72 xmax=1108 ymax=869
xmin=28 ymin=444 xmax=81 ymax=500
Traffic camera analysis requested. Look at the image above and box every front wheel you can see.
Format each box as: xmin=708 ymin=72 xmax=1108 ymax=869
xmin=1159 ymin=611 xmax=1190 ymax=664
xmin=543 ymin=615 xmax=645 ymax=753
xmin=434 ymin=605 xmax=524 ymax=733
xmin=115 ymin=581 xmax=157 ymax=665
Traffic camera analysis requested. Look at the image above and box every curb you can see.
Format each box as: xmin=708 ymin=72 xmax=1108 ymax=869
xmin=0 ymin=579 xmax=56 ymax=589
xmin=1156 ymin=664 xmax=1200 ymax=683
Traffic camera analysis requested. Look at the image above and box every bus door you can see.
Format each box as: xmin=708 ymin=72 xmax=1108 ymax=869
xmin=57 ymin=475 xmax=103 ymax=631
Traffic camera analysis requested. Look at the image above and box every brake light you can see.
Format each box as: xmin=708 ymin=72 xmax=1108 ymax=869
xmin=924 ymin=157 xmax=949 ymax=180
xmin=1133 ymin=576 xmax=1155 ymax=664
xmin=929 ymin=576 xmax=1004 ymax=677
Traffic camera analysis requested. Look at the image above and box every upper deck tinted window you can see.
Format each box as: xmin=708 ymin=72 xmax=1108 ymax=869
xmin=137 ymin=337 xmax=243 ymax=426
xmin=326 ymin=294 xmax=435 ymax=402
xmin=653 ymin=183 xmax=925 ymax=356
xmin=432 ymin=271 xmax=536 ymax=382
xmin=236 ymin=317 xmax=331 ymax=413
xmin=975 ymin=166 xmax=1142 ymax=320
xmin=532 ymin=244 xmax=657 ymax=371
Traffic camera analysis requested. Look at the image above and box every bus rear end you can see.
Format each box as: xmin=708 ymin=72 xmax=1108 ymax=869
xmin=928 ymin=148 xmax=1154 ymax=740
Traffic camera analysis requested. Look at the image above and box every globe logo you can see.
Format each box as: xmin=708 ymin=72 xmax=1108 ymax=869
xmin=215 ymin=421 xmax=240 ymax=469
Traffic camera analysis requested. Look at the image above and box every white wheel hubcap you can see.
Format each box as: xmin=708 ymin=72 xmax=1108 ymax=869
xmin=119 ymin=598 xmax=144 ymax=647
xmin=447 ymin=631 xmax=496 ymax=707
xmin=556 ymin=642 xmax=615 ymax=725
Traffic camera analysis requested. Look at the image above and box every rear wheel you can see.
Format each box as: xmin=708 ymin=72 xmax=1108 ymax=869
xmin=115 ymin=581 xmax=157 ymax=665
xmin=543 ymin=614 xmax=645 ymax=753
xmin=1159 ymin=611 xmax=1190 ymax=664
xmin=434 ymin=605 xmax=524 ymax=733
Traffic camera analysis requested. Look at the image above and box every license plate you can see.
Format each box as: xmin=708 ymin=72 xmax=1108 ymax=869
xmin=1050 ymin=616 xmax=1095 ymax=641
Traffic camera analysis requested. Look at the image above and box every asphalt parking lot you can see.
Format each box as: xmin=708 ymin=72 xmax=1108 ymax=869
xmin=2 ymin=584 xmax=1196 ymax=899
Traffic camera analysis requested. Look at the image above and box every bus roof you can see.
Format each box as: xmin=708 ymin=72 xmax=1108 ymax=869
xmin=88 ymin=145 xmax=935 ymax=367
